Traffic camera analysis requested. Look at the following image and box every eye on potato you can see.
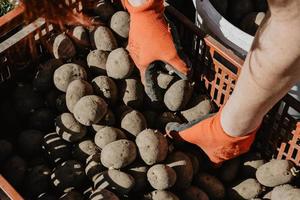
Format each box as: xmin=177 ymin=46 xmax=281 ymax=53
xmin=66 ymin=79 xmax=93 ymax=113
xmin=136 ymin=129 xmax=168 ymax=165
xmin=101 ymin=139 xmax=137 ymax=169
xmin=73 ymin=95 xmax=108 ymax=126
xmin=53 ymin=63 xmax=87 ymax=92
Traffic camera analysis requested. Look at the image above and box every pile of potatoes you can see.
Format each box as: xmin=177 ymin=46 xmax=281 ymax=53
xmin=210 ymin=0 xmax=268 ymax=36
xmin=1 ymin=1 xmax=300 ymax=200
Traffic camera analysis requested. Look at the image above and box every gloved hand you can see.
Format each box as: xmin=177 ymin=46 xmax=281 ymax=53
xmin=123 ymin=0 xmax=191 ymax=103
xmin=166 ymin=109 xmax=258 ymax=164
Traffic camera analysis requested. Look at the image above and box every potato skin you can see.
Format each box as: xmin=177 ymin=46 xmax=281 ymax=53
xmin=145 ymin=190 xmax=179 ymax=200
xmin=181 ymin=186 xmax=209 ymax=200
xmin=93 ymin=26 xmax=117 ymax=51
xmin=157 ymin=72 xmax=176 ymax=90
xmin=136 ymin=129 xmax=168 ymax=165
xmin=53 ymin=33 xmax=76 ymax=60
xmin=167 ymin=151 xmax=193 ymax=190
xmin=73 ymin=95 xmax=108 ymax=126
xmin=241 ymin=153 xmax=265 ymax=178
xmin=59 ymin=190 xmax=84 ymax=200
xmin=120 ymin=78 xmax=144 ymax=109
xmin=106 ymin=48 xmax=133 ymax=79
xmin=93 ymin=1 xmax=115 ymax=22
xmin=90 ymin=188 xmax=119 ymax=200
xmin=157 ymin=112 xmax=182 ymax=130
xmin=66 ymin=79 xmax=93 ymax=113
xmin=101 ymin=139 xmax=137 ymax=169
xmin=72 ymin=25 xmax=90 ymax=49
xmin=127 ymin=162 xmax=149 ymax=192
xmin=93 ymin=169 xmax=135 ymax=195
xmin=270 ymin=184 xmax=295 ymax=200
xmin=228 ymin=178 xmax=263 ymax=200
xmin=94 ymin=126 xmax=126 ymax=149
xmin=92 ymin=110 xmax=116 ymax=132
xmin=219 ymin=157 xmax=240 ymax=182
xmin=87 ymin=50 xmax=109 ymax=75
xmin=164 ymin=80 xmax=194 ymax=111
xmin=92 ymin=76 xmax=118 ymax=105
xmin=85 ymin=153 xmax=105 ymax=180
xmin=72 ymin=140 xmax=98 ymax=162
xmin=53 ymin=63 xmax=87 ymax=92
xmin=121 ymin=110 xmax=147 ymax=137
xmin=147 ymin=164 xmax=177 ymax=190
xmin=256 ymin=159 xmax=295 ymax=187
xmin=110 ymin=11 xmax=130 ymax=38
xmin=195 ymin=173 xmax=225 ymax=199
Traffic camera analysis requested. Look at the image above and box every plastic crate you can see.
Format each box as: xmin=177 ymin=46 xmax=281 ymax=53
xmin=1 ymin=1 xmax=300 ymax=199
xmin=0 ymin=1 xmax=25 ymax=40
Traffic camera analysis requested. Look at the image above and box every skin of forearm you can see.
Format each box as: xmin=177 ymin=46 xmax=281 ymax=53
xmin=222 ymin=12 xmax=300 ymax=137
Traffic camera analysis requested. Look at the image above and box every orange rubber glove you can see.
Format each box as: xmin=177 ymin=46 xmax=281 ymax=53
xmin=166 ymin=110 xmax=258 ymax=164
xmin=123 ymin=0 xmax=191 ymax=102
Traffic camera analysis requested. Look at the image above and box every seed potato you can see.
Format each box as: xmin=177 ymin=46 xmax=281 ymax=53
xmin=85 ymin=153 xmax=105 ymax=180
xmin=110 ymin=11 xmax=130 ymax=38
xmin=93 ymin=26 xmax=117 ymax=51
xmin=181 ymin=186 xmax=209 ymax=200
xmin=52 ymin=33 xmax=76 ymax=60
xmin=147 ymin=164 xmax=177 ymax=190
xmin=121 ymin=110 xmax=147 ymax=137
xmin=145 ymin=190 xmax=179 ymax=200
xmin=127 ymin=162 xmax=149 ymax=192
xmin=92 ymin=109 xmax=116 ymax=132
xmin=120 ymin=78 xmax=144 ymax=108
xmin=228 ymin=178 xmax=263 ymax=200
xmin=94 ymin=126 xmax=126 ymax=149
xmin=87 ymin=50 xmax=109 ymax=75
xmin=92 ymin=76 xmax=118 ymax=104
xmin=72 ymin=140 xmax=98 ymax=162
xmin=90 ymin=188 xmax=119 ymax=200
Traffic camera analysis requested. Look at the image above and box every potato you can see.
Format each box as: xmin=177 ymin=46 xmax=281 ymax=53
xmin=210 ymin=0 xmax=228 ymax=16
xmin=101 ymin=139 xmax=137 ymax=169
xmin=240 ymin=12 xmax=265 ymax=35
xmin=93 ymin=26 xmax=117 ymax=51
xmin=52 ymin=33 xmax=76 ymax=60
xmin=13 ymin=83 xmax=44 ymax=116
xmin=181 ymin=186 xmax=209 ymax=200
xmin=28 ymin=108 xmax=55 ymax=132
xmin=127 ymin=162 xmax=149 ymax=192
xmin=272 ymin=188 xmax=300 ymax=200
xmin=25 ymin=165 xmax=51 ymax=197
xmin=219 ymin=157 xmax=240 ymax=182
xmin=53 ymin=63 xmax=87 ymax=92
xmin=120 ymin=78 xmax=144 ymax=108
xmin=121 ymin=110 xmax=147 ymax=137
xmin=92 ymin=110 xmax=116 ymax=132
xmin=2 ymin=155 xmax=27 ymax=187
xmin=94 ymin=126 xmax=126 ymax=149
xmin=227 ymin=0 xmax=254 ymax=24
xmin=145 ymin=190 xmax=179 ymax=200
xmin=180 ymin=95 xmax=213 ymax=122
xmin=56 ymin=113 xmax=87 ymax=143
xmin=195 ymin=173 xmax=225 ymax=199
xmin=43 ymin=132 xmax=72 ymax=164
xmin=136 ymin=129 xmax=168 ymax=165
xmin=87 ymin=50 xmax=109 ymax=75
xmin=85 ymin=153 xmax=105 ymax=180
xmin=241 ymin=153 xmax=265 ymax=178
xmin=157 ymin=71 xmax=176 ymax=90
xmin=186 ymin=153 xmax=200 ymax=176
xmin=256 ymin=159 xmax=295 ymax=187
xmin=0 ymin=140 xmax=13 ymax=162
xmin=90 ymin=188 xmax=119 ymax=200
xmin=73 ymin=95 xmax=108 ymax=126
xmin=72 ymin=26 xmax=90 ymax=48
xmin=270 ymin=184 xmax=295 ymax=200
xmin=164 ymin=80 xmax=194 ymax=111
xmin=93 ymin=1 xmax=115 ymax=22
xmin=157 ymin=112 xmax=182 ymax=130
xmin=33 ymin=59 xmax=63 ymax=92
xmin=18 ymin=130 xmax=43 ymax=157
xmin=93 ymin=169 xmax=135 ymax=194
xmin=59 ymin=190 xmax=84 ymax=200
xmin=51 ymin=160 xmax=86 ymax=192
xmin=263 ymin=190 xmax=272 ymax=199
xmin=66 ymin=79 xmax=93 ymax=113
xmin=106 ymin=48 xmax=134 ymax=79
xmin=72 ymin=140 xmax=98 ymax=162
xmin=167 ymin=151 xmax=193 ymax=190
xmin=110 ymin=11 xmax=130 ymax=38
xmin=92 ymin=76 xmax=118 ymax=104
xmin=147 ymin=164 xmax=177 ymax=190
xmin=228 ymin=178 xmax=263 ymax=200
